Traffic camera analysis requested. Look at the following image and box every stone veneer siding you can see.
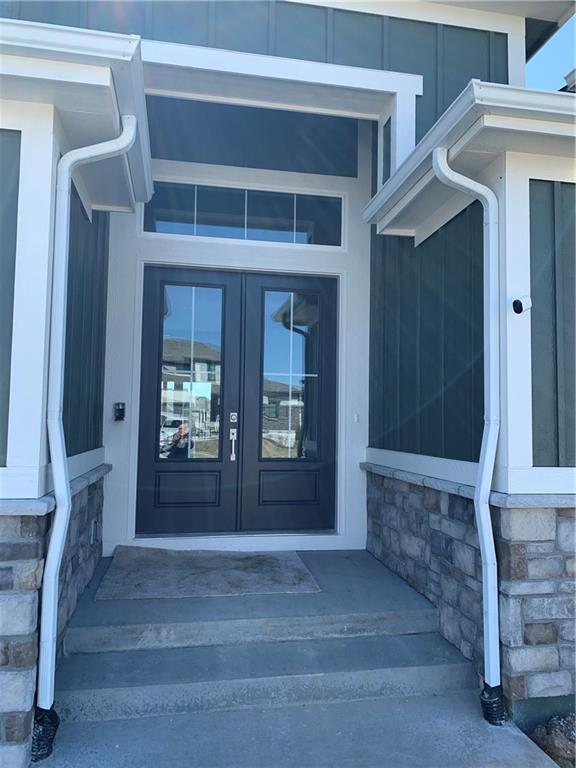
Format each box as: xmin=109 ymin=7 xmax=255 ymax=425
xmin=364 ymin=466 xmax=575 ymax=721
xmin=0 ymin=465 xmax=109 ymax=768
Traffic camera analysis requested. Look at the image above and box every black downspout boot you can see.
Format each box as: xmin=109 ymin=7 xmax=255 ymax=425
xmin=480 ymin=683 xmax=508 ymax=725
xmin=31 ymin=706 xmax=60 ymax=761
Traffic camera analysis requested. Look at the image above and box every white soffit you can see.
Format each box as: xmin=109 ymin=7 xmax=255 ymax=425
xmin=0 ymin=19 xmax=153 ymax=209
xmin=142 ymin=41 xmax=423 ymax=120
xmin=364 ymin=80 xmax=576 ymax=240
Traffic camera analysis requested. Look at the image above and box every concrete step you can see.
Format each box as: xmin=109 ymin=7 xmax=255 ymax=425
xmin=43 ymin=692 xmax=556 ymax=768
xmin=55 ymin=633 xmax=476 ymax=722
xmin=64 ymin=608 xmax=438 ymax=653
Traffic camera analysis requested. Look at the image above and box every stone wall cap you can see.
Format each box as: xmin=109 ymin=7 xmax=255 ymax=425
xmin=0 ymin=463 xmax=112 ymax=516
xmin=360 ymin=462 xmax=576 ymax=509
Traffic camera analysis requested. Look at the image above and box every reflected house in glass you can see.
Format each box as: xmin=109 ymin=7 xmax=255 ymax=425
xmin=0 ymin=2 xmax=575 ymax=763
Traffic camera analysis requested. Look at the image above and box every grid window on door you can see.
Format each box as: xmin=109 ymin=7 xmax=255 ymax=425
xmin=144 ymin=182 xmax=342 ymax=246
xmin=261 ymin=290 xmax=320 ymax=460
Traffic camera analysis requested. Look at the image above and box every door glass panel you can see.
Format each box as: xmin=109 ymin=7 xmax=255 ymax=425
xmin=261 ymin=291 xmax=319 ymax=459
xmin=159 ymin=284 xmax=222 ymax=460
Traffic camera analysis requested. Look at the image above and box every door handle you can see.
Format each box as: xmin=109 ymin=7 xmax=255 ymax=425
xmin=229 ymin=428 xmax=237 ymax=462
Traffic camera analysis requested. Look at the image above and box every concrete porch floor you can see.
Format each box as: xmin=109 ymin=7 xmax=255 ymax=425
xmin=43 ymin=691 xmax=554 ymax=767
xmin=45 ymin=550 xmax=554 ymax=767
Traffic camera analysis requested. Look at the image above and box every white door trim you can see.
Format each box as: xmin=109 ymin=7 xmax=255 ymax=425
xmin=102 ymin=123 xmax=372 ymax=554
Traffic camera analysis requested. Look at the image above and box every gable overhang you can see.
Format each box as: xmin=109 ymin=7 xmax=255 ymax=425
xmin=363 ymin=80 xmax=576 ymax=245
xmin=0 ymin=18 xmax=153 ymax=212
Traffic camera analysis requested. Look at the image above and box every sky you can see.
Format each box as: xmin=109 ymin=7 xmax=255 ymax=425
xmin=526 ymin=15 xmax=575 ymax=91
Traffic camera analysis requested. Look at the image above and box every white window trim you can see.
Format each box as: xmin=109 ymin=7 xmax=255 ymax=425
xmin=140 ymin=159 xmax=350 ymax=252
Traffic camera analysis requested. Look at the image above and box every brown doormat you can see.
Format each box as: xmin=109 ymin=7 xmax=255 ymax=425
xmin=95 ymin=547 xmax=321 ymax=600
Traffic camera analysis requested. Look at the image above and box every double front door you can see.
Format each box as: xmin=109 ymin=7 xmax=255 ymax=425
xmin=136 ymin=267 xmax=337 ymax=535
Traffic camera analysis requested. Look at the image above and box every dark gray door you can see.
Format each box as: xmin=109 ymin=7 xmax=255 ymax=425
xmin=136 ymin=267 xmax=337 ymax=535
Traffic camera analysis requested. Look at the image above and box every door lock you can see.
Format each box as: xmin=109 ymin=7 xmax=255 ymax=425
xmin=229 ymin=428 xmax=238 ymax=462
xmin=230 ymin=412 xmax=238 ymax=423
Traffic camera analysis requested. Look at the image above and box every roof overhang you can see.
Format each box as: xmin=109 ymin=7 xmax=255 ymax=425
xmin=363 ymin=80 xmax=576 ymax=244
xmin=0 ymin=18 xmax=153 ymax=211
xmin=141 ymin=40 xmax=423 ymax=121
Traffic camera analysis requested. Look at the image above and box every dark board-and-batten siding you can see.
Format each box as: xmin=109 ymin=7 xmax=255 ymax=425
xmin=4 ymin=1 xmax=508 ymax=140
xmin=63 ymin=187 xmax=110 ymax=458
xmin=0 ymin=129 xmax=21 ymax=467
xmin=530 ymin=180 xmax=576 ymax=468
xmin=369 ymin=203 xmax=484 ymax=463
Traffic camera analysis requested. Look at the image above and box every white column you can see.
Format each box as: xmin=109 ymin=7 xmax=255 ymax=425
xmin=0 ymin=102 xmax=58 ymax=498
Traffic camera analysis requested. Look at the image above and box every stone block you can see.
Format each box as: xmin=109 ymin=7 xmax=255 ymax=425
xmin=499 ymin=596 xmax=523 ymax=646
xmin=429 ymin=513 xmax=441 ymax=531
xmin=11 ymin=561 xmax=43 ymax=591
xmin=526 ymin=542 xmax=556 ymax=554
xmin=399 ymin=531 xmax=426 ymax=561
xmin=504 ymin=646 xmax=559 ymax=674
xmin=0 ymin=567 xmax=14 ymax=591
xmin=439 ymin=492 xmax=449 ymax=516
xmin=430 ymin=530 xmax=452 ymax=560
xmin=502 ymin=672 xmax=526 ymax=700
xmin=559 ymin=581 xmax=575 ymax=593
xmin=0 ymin=742 xmax=31 ymax=768
xmin=559 ymin=646 xmax=575 ymax=670
xmin=460 ymin=616 xmax=478 ymax=644
xmin=496 ymin=541 xmax=527 ymax=580
xmin=0 ymin=593 xmax=37 ymax=636
xmin=453 ymin=542 xmax=477 ymax=577
xmin=464 ymin=526 xmax=479 ymax=549
xmin=458 ymin=586 xmax=482 ymax=623
xmin=559 ymin=621 xmax=575 ymax=643
xmin=500 ymin=509 xmax=556 ymax=542
xmin=524 ymin=596 xmax=575 ymax=621
xmin=523 ymin=623 xmax=558 ymax=646
xmin=0 ymin=669 xmax=35 ymax=712
xmin=0 ymin=541 xmax=40 ymax=561
xmin=440 ymin=574 xmax=459 ymax=607
xmin=526 ymin=671 xmax=573 ymax=698
xmin=448 ymin=496 xmax=474 ymax=525
xmin=9 ymin=636 xmax=38 ymax=668
xmin=0 ymin=518 xmax=22 ymax=538
xmin=440 ymin=517 xmax=467 ymax=541
xmin=527 ymin=557 xmax=565 ymax=579
xmin=499 ymin=580 xmax=556 ymax=596
xmin=439 ymin=603 xmax=462 ymax=647
xmin=423 ymin=487 xmax=440 ymax=513
xmin=566 ymin=557 xmax=575 ymax=577
xmin=558 ymin=517 xmax=575 ymax=553
xmin=2 ymin=710 xmax=33 ymax=743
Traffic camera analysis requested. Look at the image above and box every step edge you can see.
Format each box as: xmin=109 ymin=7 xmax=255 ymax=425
xmin=64 ymin=609 xmax=439 ymax=653
xmin=56 ymin=663 xmax=477 ymax=722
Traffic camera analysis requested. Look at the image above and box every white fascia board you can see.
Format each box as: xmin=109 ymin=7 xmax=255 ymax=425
xmin=0 ymin=18 xmax=152 ymax=203
xmin=141 ymin=40 xmax=423 ymax=97
xmin=364 ymin=80 xmax=576 ymax=229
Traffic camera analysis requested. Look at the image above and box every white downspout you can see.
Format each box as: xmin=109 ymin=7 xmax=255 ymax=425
xmin=37 ymin=116 xmax=137 ymax=718
xmin=432 ymin=148 xmax=506 ymax=724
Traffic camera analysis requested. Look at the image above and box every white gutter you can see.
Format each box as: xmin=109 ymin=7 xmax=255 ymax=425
xmin=37 ymin=115 xmax=137 ymax=712
xmin=432 ymin=148 xmax=506 ymax=723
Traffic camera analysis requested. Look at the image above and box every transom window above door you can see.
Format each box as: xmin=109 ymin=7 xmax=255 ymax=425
xmin=143 ymin=182 xmax=342 ymax=246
